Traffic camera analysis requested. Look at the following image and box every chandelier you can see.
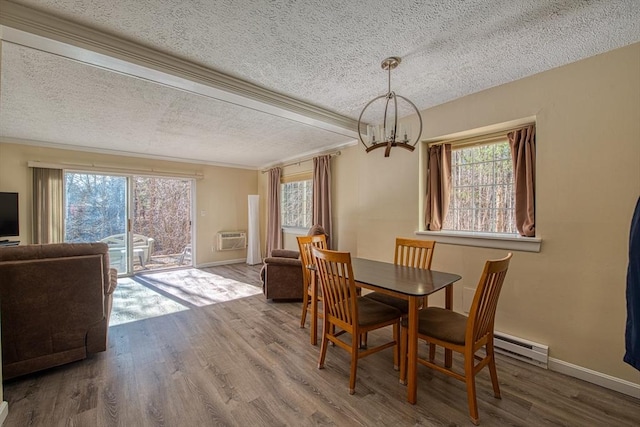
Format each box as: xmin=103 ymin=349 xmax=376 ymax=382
xmin=357 ymin=57 xmax=423 ymax=157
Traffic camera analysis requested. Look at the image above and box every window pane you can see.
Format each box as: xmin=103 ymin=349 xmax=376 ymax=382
xmin=495 ymin=159 xmax=512 ymax=184
xmin=477 ymin=186 xmax=492 ymax=210
xmin=444 ymin=141 xmax=516 ymax=234
xmin=474 ymin=208 xmax=487 ymax=232
xmin=478 ymin=163 xmax=492 ymax=186
xmin=459 ymin=209 xmax=473 ymax=230
xmin=281 ymin=179 xmax=312 ymax=228
xmin=459 ymin=147 xmax=474 ymax=164
xmin=495 ymin=143 xmax=511 ymax=160
xmin=455 ymin=187 xmax=473 ymax=210
xmin=495 ymin=184 xmax=510 ymax=209
xmin=459 ymin=164 xmax=473 ymax=187
xmin=65 ymin=173 xmax=127 ymax=243
xmin=477 ymin=144 xmax=493 ymax=162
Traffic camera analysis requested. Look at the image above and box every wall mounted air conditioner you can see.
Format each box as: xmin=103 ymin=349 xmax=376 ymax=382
xmin=216 ymin=231 xmax=247 ymax=251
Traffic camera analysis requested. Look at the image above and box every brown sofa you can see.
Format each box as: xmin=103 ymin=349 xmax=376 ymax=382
xmin=0 ymin=242 xmax=118 ymax=379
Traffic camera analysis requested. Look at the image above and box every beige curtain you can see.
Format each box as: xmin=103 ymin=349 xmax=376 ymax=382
xmin=424 ymin=144 xmax=452 ymax=231
xmin=32 ymin=167 xmax=64 ymax=243
xmin=508 ymin=125 xmax=536 ymax=237
xmin=266 ymin=167 xmax=282 ymax=256
xmin=313 ymin=155 xmax=333 ymax=248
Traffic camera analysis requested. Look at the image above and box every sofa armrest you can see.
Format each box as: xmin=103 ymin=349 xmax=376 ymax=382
xmin=264 ymin=257 xmax=302 ymax=267
xmin=263 ymin=257 xmax=304 ymax=300
xmin=106 ymin=268 xmax=118 ymax=295
xmin=271 ymin=249 xmax=300 ymax=259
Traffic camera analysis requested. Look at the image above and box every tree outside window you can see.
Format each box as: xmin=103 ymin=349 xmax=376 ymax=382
xmin=443 ymin=141 xmax=516 ymax=234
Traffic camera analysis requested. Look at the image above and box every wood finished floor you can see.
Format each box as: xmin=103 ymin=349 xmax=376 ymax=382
xmin=2 ymin=263 xmax=639 ymax=426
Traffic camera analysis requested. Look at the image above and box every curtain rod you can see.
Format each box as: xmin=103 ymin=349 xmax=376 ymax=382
xmin=261 ymin=151 xmax=341 ymax=174
xmin=27 ymin=160 xmax=205 ymax=179
xmin=427 ymin=124 xmax=534 ymax=148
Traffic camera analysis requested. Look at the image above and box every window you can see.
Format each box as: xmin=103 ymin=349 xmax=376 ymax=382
xmin=281 ymin=178 xmax=312 ymax=228
xmin=443 ymin=141 xmax=516 ymax=234
xmin=421 ymin=123 xmax=539 ymax=252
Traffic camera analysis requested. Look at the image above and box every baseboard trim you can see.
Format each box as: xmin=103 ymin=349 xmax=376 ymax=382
xmin=196 ymin=258 xmax=248 ymax=268
xmin=548 ymin=357 xmax=640 ymax=397
xmin=0 ymin=401 xmax=9 ymax=425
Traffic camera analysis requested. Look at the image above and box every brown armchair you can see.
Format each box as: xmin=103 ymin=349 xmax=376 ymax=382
xmin=261 ymin=225 xmax=328 ymax=300
xmin=261 ymin=249 xmax=304 ymax=300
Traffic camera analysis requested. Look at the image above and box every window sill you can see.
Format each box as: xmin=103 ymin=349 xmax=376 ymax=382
xmin=282 ymin=227 xmax=309 ymax=235
xmin=415 ymin=230 xmax=541 ymax=253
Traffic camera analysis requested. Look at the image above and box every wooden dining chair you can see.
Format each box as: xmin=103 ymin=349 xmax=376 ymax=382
xmin=311 ymin=246 xmax=402 ymax=395
xmin=400 ymin=253 xmax=512 ymax=425
xmin=363 ymin=238 xmax=436 ymax=366
xmin=297 ymin=234 xmax=327 ymax=345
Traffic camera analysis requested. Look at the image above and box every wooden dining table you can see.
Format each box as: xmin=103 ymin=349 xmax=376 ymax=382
xmin=350 ymin=257 xmax=462 ymax=404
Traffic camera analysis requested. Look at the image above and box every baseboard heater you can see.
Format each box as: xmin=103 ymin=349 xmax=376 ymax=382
xmin=493 ymin=332 xmax=548 ymax=368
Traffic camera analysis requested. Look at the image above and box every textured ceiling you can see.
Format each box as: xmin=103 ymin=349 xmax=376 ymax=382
xmin=1 ymin=0 xmax=639 ymax=168
xmin=0 ymin=42 xmax=348 ymax=168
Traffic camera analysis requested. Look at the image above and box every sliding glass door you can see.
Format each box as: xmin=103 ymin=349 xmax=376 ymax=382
xmin=64 ymin=172 xmax=193 ymax=275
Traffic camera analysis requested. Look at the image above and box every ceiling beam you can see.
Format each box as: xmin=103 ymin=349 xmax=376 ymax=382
xmin=0 ymin=0 xmax=360 ymax=139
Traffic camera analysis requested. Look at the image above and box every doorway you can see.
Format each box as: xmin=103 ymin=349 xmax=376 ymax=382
xmin=64 ymin=172 xmax=193 ymax=275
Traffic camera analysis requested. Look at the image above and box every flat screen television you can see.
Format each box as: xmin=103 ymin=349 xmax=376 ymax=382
xmin=0 ymin=192 xmax=19 ymax=237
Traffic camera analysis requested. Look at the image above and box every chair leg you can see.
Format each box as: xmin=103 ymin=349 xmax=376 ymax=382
xmin=349 ymin=338 xmax=359 ymax=395
xmin=464 ymin=351 xmax=480 ymax=425
xmin=393 ymin=321 xmax=400 ymax=370
xmin=300 ymin=290 xmax=309 ymax=328
xmin=399 ymin=324 xmax=408 ymax=385
xmin=310 ymin=291 xmax=319 ymax=345
xmin=429 ymin=343 xmax=436 ymax=361
xmin=312 ymin=278 xmax=321 ymax=344
xmin=318 ymin=318 xmax=330 ymax=369
xmin=445 ymin=348 xmax=453 ymax=368
xmin=360 ymin=332 xmax=368 ymax=349
xmin=487 ymin=340 xmax=502 ymax=399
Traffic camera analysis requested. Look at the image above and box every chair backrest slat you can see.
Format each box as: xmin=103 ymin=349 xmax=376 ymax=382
xmin=394 ymin=238 xmax=436 ymax=269
xmin=297 ymin=234 xmax=327 ymax=288
xmin=312 ymin=247 xmax=357 ymax=329
xmin=467 ymin=254 xmax=512 ymax=343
